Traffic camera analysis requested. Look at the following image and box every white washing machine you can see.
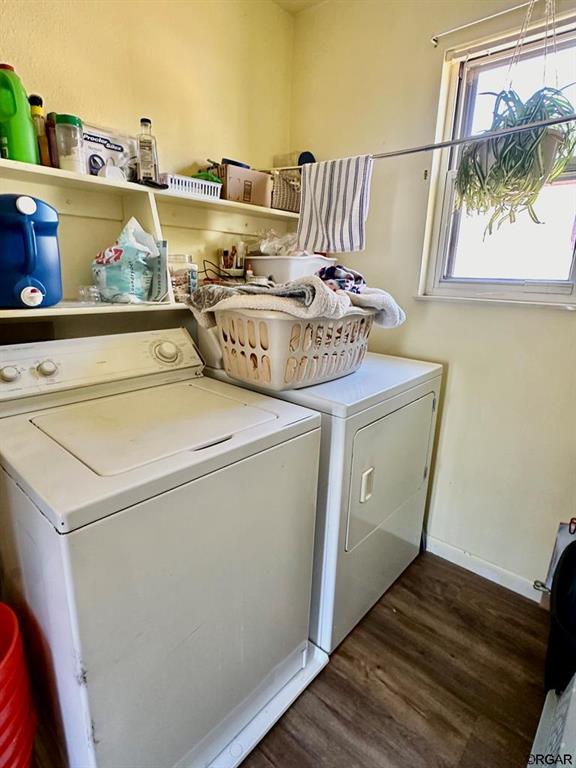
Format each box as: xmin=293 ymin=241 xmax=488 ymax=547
xmin=0 ymin=328 xmax=328 ymax=768
xmin=203 ymin=341 xmax=442 ymax=654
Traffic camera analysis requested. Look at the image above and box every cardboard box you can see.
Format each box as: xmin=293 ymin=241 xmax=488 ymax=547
xmin=212 ymin=164 xmax=273 ymax=207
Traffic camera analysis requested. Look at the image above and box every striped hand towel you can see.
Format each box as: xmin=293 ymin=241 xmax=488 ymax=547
xmin=297 ymin=155 xmax=374 ymax=253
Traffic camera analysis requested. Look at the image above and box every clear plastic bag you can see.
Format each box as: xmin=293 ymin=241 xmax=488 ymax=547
xmin=92 ymin=218 xmax=160 ymax=303
xmin=259 ymin=230 xmax=302 ymax=256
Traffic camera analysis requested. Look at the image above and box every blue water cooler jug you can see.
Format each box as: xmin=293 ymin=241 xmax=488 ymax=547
xmin=0 ymin=194 xmax=62 ymax=308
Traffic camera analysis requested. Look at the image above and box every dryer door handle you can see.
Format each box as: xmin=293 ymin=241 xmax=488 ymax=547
xmin=360 ymin=467 xmax=374 ymax=503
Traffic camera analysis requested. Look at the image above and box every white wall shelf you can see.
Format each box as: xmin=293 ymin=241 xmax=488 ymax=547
xmin=0 ymin=302 xmax=189 ymax=319
xmin=153 ymin=187 xmax=299 ymax=221
xmin=0 ymin=159 xmax=299 ymax=222
xmin=0 ymin=159 xmax=298 ymax=323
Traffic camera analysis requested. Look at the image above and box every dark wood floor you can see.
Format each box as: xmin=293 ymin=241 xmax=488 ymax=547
xmin=242 ymin=553 xmax=549 ymax=768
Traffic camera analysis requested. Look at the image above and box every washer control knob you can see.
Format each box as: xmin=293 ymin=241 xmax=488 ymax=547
xmin=155 ymin=341 xmax=179 ymax=363
xmin=20 ymin=286 xmax=43 ymax=307
xmin=0 ymin=366 xmax=19 ymax=383
xmin=37 ymin=360 xmax=58 ymax=377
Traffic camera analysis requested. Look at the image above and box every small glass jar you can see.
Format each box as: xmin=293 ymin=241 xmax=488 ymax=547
xmin=168 ymin=254 xmax=196 ymax=303
xmin=189 ymin=263 xmax=199 ymax=293
xmin=55 ymin=114 xmax=85 ymax=174
xmin=78 ymin=285 xmax=101 ymax=303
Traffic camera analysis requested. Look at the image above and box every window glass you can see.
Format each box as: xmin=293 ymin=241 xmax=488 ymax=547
xmin=451 ymin=183 xmax=575 ymax=281
xmin=445 ymin=41 xmax=576 ymax=285
xmin=469 ymin=46 xmax=576 ymax=133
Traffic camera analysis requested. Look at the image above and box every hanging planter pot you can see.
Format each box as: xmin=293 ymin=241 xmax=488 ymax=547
xmin=469 ymin=124 xmax=562 ymax=177
xmin=455 ymin=87 xmax=576 ymax=234
xmin=472 ymin=125 xmax=563 ymax=191
xmin=537 ymin=128 xmax=564 ymax=176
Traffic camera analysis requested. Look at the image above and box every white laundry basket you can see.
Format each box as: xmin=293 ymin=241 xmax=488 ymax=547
xmin=214 ymin=308 xmax=374 ymax=391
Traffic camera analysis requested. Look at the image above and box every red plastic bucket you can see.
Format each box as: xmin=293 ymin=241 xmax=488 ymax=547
xmin=8 ymin=744 xmax=34 ymax=768
xmin=0 ymin=678 xmax=30 ymax=740
xmin=0 ymin=639 xmax=24 ymax=678
xmin=0 ymin=662 xmax=27 ymax=713
xmin=0 ymin=606 xmax=21 ymax=679
xmin=10 ymin=741 xmax=35 ymax=768
xmin=0 ymin=605 xmax=35 ymax=768
xmin=0 ymin=685 xmax=29 ymax=738
xmin=0 ymin=603 xmax=24 ymax=687
xmin=0 ymin=641 xmax=23 ymax=686
xmin=0 ymin=706 xmax=35 ymax=768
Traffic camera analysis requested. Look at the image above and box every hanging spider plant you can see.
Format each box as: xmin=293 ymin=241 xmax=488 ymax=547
xmin=455 ymin=86 xmax=576 ymax=234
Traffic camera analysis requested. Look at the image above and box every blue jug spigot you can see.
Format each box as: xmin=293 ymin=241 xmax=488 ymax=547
xmin=13 ymin=279 xmax=45 ymax=307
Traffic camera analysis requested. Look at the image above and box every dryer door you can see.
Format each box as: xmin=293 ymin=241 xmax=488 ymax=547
xmin=346 ymin=393 xmax=435 ymax=551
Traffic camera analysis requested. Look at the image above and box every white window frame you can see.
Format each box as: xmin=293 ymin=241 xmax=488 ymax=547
xmin=419 ymin=17 xmax=576 ymax=307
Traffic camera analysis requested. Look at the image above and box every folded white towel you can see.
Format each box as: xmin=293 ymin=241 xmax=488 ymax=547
xmin=342 ymin=287 xmax=406 ymax=329
xmin=297 ymin=155 xmax=374 ymax=254
xmin=190 ymin=276 xmax=405 ymax=331
xmin=194 ymin=276 xmax=353 ymax=328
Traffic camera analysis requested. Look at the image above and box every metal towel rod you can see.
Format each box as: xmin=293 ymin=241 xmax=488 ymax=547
xmin=277 ymin=114 xmax=576 ymax=169
xmin=430 ymin=0 xmax=540 ymax=47
xmin=371 ymin=114 xmax=576 ymax=160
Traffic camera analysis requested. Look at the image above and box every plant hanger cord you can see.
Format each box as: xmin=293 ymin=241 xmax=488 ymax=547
xmin=545 ymin=0 xmax=560 ymax=89
xmin=507 ymin=0 xmax=561 ymax=89
xmin=455 ymin=0 xmax=576 ymax=236
xmin=507 ymin=0 xmax=537 ymax=89
xmin=543 ymin=0 xmax=550 ymax=86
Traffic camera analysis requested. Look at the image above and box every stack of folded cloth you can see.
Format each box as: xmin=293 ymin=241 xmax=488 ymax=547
xmin=189 ymin=266 xmax=405 ymax=330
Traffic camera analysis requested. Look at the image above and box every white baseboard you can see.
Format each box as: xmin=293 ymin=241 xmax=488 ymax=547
xmin=425 ymin=535 xmax=539 ymax=602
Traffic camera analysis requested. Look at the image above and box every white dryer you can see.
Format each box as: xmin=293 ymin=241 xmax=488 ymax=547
xmin=205 ymin=351 xmax=442 ymax=654
xmin=0 ymin=328 xmax=327 ymax=768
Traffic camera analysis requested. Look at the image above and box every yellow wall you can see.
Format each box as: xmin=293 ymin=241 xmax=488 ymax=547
xmin=292 ymin=0 xmax=576 ymax=593
xmin=0 ymin=0 xmax=294 ymax=171
xmin=0 ymin=0 xmax=295 ymax=343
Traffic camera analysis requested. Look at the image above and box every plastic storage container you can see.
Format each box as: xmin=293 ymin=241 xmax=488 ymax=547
xmin=0 ymin=64 xmax=39 ymax=163
xmin=0 ymin=194 xmax=62 ymax=308
xmin=168 ymin=254 xmax=197 ymax=303
xmin=215 ymin=308 xmax=375 ymax=391
xmin=249 ymin=255 xmax=336 ymax=283
xmin=55 ymin=114 xmax=85 ymax=174
xmin=159 ymin=173 xmax=222 ymax=201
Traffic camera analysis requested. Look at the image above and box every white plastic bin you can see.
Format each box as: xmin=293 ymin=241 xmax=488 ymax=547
xmin=159 ymin=173 xmax=222 ymax=201
xmin=215 ymin=308 xmax=374 ymax=391
xmin=248 ymin=255 xmax=335 ymax=283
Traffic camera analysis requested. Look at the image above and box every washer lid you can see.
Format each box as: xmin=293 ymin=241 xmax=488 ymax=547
xmin=31 ymin=382 xmax=277 ymax=476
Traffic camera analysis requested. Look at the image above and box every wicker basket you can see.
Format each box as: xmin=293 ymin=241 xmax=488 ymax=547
xmin=271 ymin=169 xmax=301 ymax=213
xmin=215 ymin=308 xmax=374 ymax=391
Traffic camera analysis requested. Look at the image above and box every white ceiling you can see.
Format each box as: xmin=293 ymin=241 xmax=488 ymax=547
xmin=274 ymin=0 xmax=325 ymax=14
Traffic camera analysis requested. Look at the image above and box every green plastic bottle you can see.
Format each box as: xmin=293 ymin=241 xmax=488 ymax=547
xmin=0 ymin=64 xmax=39 ymax=163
